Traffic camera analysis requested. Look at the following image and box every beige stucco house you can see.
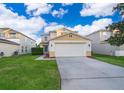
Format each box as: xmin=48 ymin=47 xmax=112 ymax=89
xmin=40 ymin=28 xmax=91 ymax=57
xmin=0 ymin=28 xmax=36 ymax=57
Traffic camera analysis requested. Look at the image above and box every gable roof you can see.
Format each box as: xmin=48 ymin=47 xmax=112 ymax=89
xmin=0 ymin=38 xmax=20 ymax=45
xmin=86 ymin=29 xmax=110 ymax=37
xmin=0 ymin=28 xmax=36 ymax=42
xmin=41 ymin=27 xmax=78 ymax=38
xmin=49 ymin=32 xmax=91 ymax=41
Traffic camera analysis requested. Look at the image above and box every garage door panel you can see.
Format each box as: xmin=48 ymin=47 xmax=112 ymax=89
xmin=55 ymin=43 xmax=86 ymax=57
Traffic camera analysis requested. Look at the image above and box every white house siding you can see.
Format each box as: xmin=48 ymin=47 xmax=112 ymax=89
xmin=18 ymin=34 xmax=36 ymax=54
xmin=49 ymin=41 xmax=55 ymax=52
xmin=7 ymin=34 xmax=36 ymax=54
xmin=0 ymin=28 xmax=36 ymax=55
xmin=0 ymin=42 xmax=19 ymax=57
xmin=87 ymin=31 xmax=116 ymax=55
xmin=114 ymin=44 xmax=124 ymax=56
xmin=115 ymin=50 xmax=124 ymax=56
xmin=118 ymin=44 xmax=124 ymax=50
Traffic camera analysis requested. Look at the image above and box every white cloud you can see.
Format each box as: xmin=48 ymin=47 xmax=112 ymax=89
xmin=80 ymin=3 xmax=117 ymax=17
xmin=0 ymin=3 xmax=114 ymax=44
xmin=51 ymin=8 xmax=68 ymax=18
xmin=25 ymin=3 xmax=53 ymax=16
xmin=44 ymin=18 xmax=112 ymax=36
xmin=44 ymin=22 xmax=64 ymax=33
xmin=0 ymin=4 xmax=46 ymax=41
xmin=69 ymin=18 xmax=113 ymax=35
xmin=62 ymin=3 xmax=73 ymax=6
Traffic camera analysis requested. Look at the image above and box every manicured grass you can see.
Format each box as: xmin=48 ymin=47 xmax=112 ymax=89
xmin=92 ymin=53 xmax=124 ymax=67
xmin=0 ymin=55 xmax=60 ymax=90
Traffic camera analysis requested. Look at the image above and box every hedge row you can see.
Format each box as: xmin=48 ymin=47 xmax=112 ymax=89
xmin=31 ymin=48 xmax=43 ymax=55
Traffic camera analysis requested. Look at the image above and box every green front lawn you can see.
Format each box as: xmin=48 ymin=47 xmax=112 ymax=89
xmin=92 ymin=53 xmax=124 ymax=67
xmin=0 ymin=55 xmax=60 ymax=90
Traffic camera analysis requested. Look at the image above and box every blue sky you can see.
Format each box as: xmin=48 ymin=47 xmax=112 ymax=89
xmin=0 ymin=3 xmax=122 ymax=43
xmin=5 ymin=3 xmax=121 ymax=26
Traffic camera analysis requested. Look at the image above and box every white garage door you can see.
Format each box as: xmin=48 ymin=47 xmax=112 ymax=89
xmin=55 ymin=43 xmax=86 ymax=57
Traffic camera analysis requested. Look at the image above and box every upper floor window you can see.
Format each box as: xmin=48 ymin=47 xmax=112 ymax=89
xmin=10 ymin=33 xmax=16 ymax=39
xmin=44 ymin=36 xmax=48 ymax=41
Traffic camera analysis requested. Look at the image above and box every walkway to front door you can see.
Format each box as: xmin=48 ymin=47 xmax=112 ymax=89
xmin=56 ymin=57 xmax=124 ymax=90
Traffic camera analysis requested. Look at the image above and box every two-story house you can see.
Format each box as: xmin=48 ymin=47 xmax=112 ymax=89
xmin=0 ymin=28 xmax=36 ymax=56
xmin=40 ymin=27 xmax=91 ymax=57
xmin=87 ymin=29 xmax=124 ymax=56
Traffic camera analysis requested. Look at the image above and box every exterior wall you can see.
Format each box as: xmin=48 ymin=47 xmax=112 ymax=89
xmin=49 ymin=51 xmax=55 ymax=57
xmin=56 ymin=29 xmax=64 ymax=37
xmin=41 ymin=34 xmax=50 ymax=42
xmin=0 ymin=29 xmax=36 ymax=55
xmin=49 ymin=32 xmax=56 ymax=39
xmin=18 ymin=34 xmax=36 ymax=54
xmin=0 ymin=42 xmax=19 ymax=57
xmin=87 ymin=31 xmax=116 ymax=55
xmin=53 ymin=34 xmax=89 ymax=41
xmin=115 ymin=50 xmax=124 ymax=56
xmin=49 ymin=40 xmax=91 ymax=57
xmin=118 ymin=44 xmax=124 ymax=50
xmin=0 ymin=29 xmax=6 ymax=39
xmin=115 ymin=44 xmax=124 ymax=56
xmin=4 ymin=31 xmax=19 ymax=39
xmin=100 ymin=31 xmax=111 ymax=41
xmin=56 ymin=28 xmax=77 ymax=37
xmin=86 ymin=51 xmax=91 ymax=56
xmin=48 ymin=41 xmax=55 ymax=57
xmin=86 ymin=41 xmax=91 ymax=56
xmin=40 ymin=44 xmax=43 ymax=48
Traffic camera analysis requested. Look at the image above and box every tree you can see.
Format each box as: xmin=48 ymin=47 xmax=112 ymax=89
xmin=113 ymin=3 xmax=124 ymax=16
xmin=106 ymin=3 xmax=124 ymax=46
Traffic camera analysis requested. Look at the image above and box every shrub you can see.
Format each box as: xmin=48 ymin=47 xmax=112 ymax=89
xmin=31 ymin=47 xmax=43 ymax=55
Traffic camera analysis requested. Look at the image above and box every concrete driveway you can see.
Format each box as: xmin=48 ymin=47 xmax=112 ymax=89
xmin=56 ymin=57 xmax=124 ymax=90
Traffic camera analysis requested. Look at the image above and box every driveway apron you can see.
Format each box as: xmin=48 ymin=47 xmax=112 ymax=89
xmin=56 ymin=57 xmax=124 ymax=90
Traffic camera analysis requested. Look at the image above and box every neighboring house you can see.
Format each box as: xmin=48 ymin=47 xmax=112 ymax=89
xmin=87 ymin=29 xmax=124 ymax=56
xmin=0 ymin=38 xmax=19 ymax=57
xmin=40 ymin=28 xmax=91 ymax=57
xmin=0 ymin=28 xmax=36 ymax=56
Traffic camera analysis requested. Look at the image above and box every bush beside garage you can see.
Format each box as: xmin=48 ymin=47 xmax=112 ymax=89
xmin=31 ymin=47 xmax=43 ymax=55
